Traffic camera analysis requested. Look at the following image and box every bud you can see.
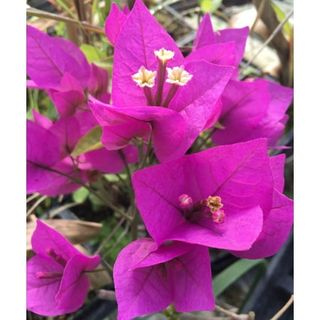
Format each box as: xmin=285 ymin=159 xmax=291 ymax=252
xmin=178 ymin=194 xmax=194 ymax=210
xmin=211 ymin=209 xmax=225 ymax=224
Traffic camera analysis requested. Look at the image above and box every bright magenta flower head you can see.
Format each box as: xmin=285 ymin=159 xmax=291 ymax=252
xmin=212 ymin=79 xmax=293 ymax=147
xmin=90 ymin=0 xmax=234 ymax=162
xmin=132 ymin=139 xmax=293 ymax=258
xmin=27 ymin=25 xmax=110 ymax=117
xmin=114 ymin=238 xmax=214 ymax=320
xmin=27 ymin=220 xmax=100 ymax=316
xmin=192 ymin=13 xmax=249 ymax=69
xmin=27 ymin=111 xmax=137 ymax=196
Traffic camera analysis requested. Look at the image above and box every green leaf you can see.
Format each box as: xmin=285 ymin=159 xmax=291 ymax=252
xmin=200 ymin=0 xmax=222 ymax=13
xmin=271 ymin=1 xmax=292 ymax=38
xmin=213 ymin=259 xmax=267 ymax=297
xmin=80 ymin=44 xmax=102 ymax=63
xmin=104 ymin=173 xmax=127 ymax=182
xmin=71 ymin=126 xmax=103 ymax=157
xmin=72 ymin=187 xmax=90 ymax=203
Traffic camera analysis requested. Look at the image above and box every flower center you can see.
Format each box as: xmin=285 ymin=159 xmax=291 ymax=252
xmin=131 ymin=48 xmax=193 ymax=106
xmin=178 ymin=194 xmax=225 ymax=224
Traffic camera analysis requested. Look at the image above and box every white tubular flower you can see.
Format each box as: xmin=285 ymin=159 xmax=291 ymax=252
xmin=154 ymin=48 xmax=175 ymax=64
xmin=132 ymin=66 xmax=157 ymax=88
xmin=166 ymin=66 xmax=193 ymax=86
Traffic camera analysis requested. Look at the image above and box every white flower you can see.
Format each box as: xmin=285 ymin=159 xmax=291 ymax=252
xmin=154 ymin=48 xmax=175 ymax=64
xmin=166 ymin=66 xmax=193 ymax=86
xmin=132 ymin=66 xmax=157 ymax=88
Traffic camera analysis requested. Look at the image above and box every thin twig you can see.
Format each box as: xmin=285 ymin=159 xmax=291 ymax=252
xmin=119 ymin=150 xmax=133 ymax=189
xmin=215 ymin=305 xmax=255 ymax=320
xmin=244 ymin=9 xmax=293 ymax=68
xmin=27 ymin=193 xmax=40 ymax=204
xmin=96 ymin=289 xmax=116 ymax=301
xmin=26 ymin=195 xmax=47 ymax=218
xmin=139 ymin=137 xmax=152 ymax=169
xmin=103 ymin=222 xmax=130 ymax=258
xmin=270 ymin=295 xmax=294 ymax=320
xmin=94 ymin=217 xmax=126 ymax=254
xmin=250 ymin=0 xmax=267 ymax=34
xmin=48 ymin=202 xmax=80 ymax=218
xmin=27 ymin=160 xmax=132 ymax=220
xmin=27 ymin=7 xmax=105 ymax=36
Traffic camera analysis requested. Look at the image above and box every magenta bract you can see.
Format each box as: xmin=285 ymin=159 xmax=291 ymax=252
xmin=27 ymin=25 xmax=110 ymax=117
xmin=212 ymin=79 xmax=293 ymax=147
xmin=132 ymin=139 xmax=293 ymax=258
xmin=114 ymin=238 xmax=214 ymax=320
xmin=90 ymin=0 xmax=234 ymax=162
xmin=27 ymin=220 xmax=100 ymax=316
xmin=104 ymin=2 xmax=129 ymax=45
xmin=27 ymin=111 xmax=137 ymax=196
xmin=193 ymin=13 xmax=249 ymax=68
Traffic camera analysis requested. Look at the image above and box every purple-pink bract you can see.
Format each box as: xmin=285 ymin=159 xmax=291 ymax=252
xmin=27 ymin=220 xmax=100 ymax=316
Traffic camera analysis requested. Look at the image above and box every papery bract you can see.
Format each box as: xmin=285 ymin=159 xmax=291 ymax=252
xmin=193 ymin=13 xmax=249 ymax=68
xmin=104 ymin=3 xmax=129 ymax=45
xmin=114 ymin=238 xmax=214 ymax=320
xmin=27 ymin=25 xmax=90 ymax=89
xmin=212 ymin=79 xmax=293 ymax=147
xmin=27 ymin=111 xmax=137 ymax=196
xmin=231 ymin=154 xmax=293 ymax=258
xmin=90 ymin=0 xmax=234 ymax=162
xmin=132 ymin=139 xmax=293 ymax=257
xmin=27 ymin=220 xmax=100 ymax=316
xmin=27 ymin=25 xmax=110 ymax=117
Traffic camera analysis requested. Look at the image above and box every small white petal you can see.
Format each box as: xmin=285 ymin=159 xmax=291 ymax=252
xmin=166 ymin=66 xmax=193 ymax=86
xmin=132 ymin=66 xmax=157 ymax=88
xmin=154 ymin=48 xmax=175 ymax=63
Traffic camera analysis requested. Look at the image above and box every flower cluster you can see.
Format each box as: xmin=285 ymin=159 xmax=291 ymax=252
xmin=26 ymin=0 xmax=293 ymax=319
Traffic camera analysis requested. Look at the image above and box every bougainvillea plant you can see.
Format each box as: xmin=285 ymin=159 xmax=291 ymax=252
xmin=26 ymin=0 xmax=293 ymax=319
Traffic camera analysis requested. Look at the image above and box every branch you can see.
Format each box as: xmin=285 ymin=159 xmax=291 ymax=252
xmin=215 ymin=305 xmax=255 ymax=320
xmin=270 ymin=295 xmax=294 ymax=320
xmin=27 ymin=160 xmax=132 ymax=220
xmin=251 ymin=0 xmax=293 ymax=84
xmin=27 ymin=7 xmax=105 ymax=36
xmin=26 ymin=195 xmax=47 ymax=217
xmin=245 ymin=9 xmax=293 ymax=68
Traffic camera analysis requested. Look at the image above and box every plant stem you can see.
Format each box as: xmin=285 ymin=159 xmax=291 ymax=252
xmin=270 ymin=295 xmax=293 ymax=320
xmin=26 ymin=195 xmax=47 ymax=218
xmin=26 ymin=8 xmax=105 ymax=36
xmin=215 ymin=305 xmax=255 ymax=320
xmin=27 ymin=160 xmax=132 ymax=220
xmin=243 ymin=9 xmax=293 ymax=69
xmin=139 ymin=136 xmax=153 ymax=169
xmin=94 ymin=216 xmax=126 ymax=254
